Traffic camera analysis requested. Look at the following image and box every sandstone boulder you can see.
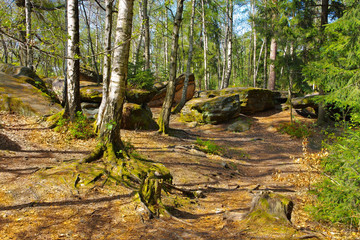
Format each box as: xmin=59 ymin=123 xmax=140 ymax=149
xmin=121 ymin=103 xmax=158 ymax=130
xmin=227 ymin=118 xmax=252 ymax=132
xmin=181 ymin=88 xmax=274 ymax=124
xmin=291 ymin=93 xmax=319 ymax=109
xmin=0 ymin=72 xmax=62 ymax=117
xmin=148 ymin=73 xmax=195 ymax=107
xmin=126 ymin=88 xmax=158 ymax=104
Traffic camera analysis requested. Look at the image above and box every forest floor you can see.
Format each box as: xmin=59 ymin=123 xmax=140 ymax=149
xmin=0 ymin=109 xmax=357 ymax=239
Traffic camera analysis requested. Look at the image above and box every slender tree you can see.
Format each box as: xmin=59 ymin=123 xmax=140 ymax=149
xmin=143 ymin=0 xmax=150 ymax=70
xmin=158 ymin=0 xmax=185 ymax=134
xmin=65 ymin=0 xmax=82 ymax=121
xmin=97 ymin=0 xmax=114 ymax=128
xmin=173 ymin=0 xmax=196 ymax=113
xmin=201 ymin=0 xmax=209 ymax=90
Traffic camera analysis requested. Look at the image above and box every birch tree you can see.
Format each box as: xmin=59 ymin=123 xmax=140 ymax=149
xmin=65 ymin=0 xmax=82 ymax=121
xmin=97 ymin=0 xmax=114 ymax=128
xmin=220 ymin=0 xmax=233 ymax=89
xmin=158 ymin=0 xmax=185 ymax=134
xmin=25 ymin=0 xmax=33 ymax=68
xmin=201 ymin=0 xmax=209 ymax=90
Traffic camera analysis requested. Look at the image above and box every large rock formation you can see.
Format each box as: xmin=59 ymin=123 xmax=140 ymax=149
xmin=181 ymin=88 xmax=274 ymax=124
xmin=148 ymin=73 xmax=195 ymax=107
xmin=121 ymin=103 xmax=158 ymax=130
xmin=0 ymin=72 xmax=62 ymax=117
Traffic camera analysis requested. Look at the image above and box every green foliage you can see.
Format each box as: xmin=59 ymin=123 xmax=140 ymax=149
xmin=127 ymin=62 xmax=156 ymax=90
xmin=278 ymin=120 xmax=314 ymax=138
xmin=195 ymin=138 xmax=225 ymax=156
xmin=310 ymin=129 xmax=360 ymax=227
xmin=54 ymin=111 xmax=95 ymax=140
xmin=303 ymin=3 xmax=360 ymax=123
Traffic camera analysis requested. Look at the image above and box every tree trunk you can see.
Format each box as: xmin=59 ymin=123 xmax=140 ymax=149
xmin=81 ymin=1 xmax=100 ymax=84
xmin=1 ymin=34 xmax=8 ymax=63
xmin=143 ymin=0 xmax=150 ymax=70
xmin=25 ymin=0 xmax=33 ymax=69
xmin=222 ymin=0 xmax=233 ymax=89
xmin=252 ymin=0 xmax=256 ymax=87
xmin=263 ymin=36 xmax=268 ymax=88
xmin=201 ymin=0 xmax=209 ymax=90
xmin=172 ymin=0 xmax=196 ymax=114
xmin=65 ymin=0 xmax=82 ymax=122
xmin=158 ymin=0 xmax=184 ymax=134
xmin=97 ymin=0 xmax=134 ymax=151
xmin=97 ymin=0 xmax=113 ymax=129
xmin=267 ymin=37 xmax=277 ymax=90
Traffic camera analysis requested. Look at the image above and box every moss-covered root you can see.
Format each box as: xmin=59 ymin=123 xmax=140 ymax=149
xmin=81 ymin=143 xmax=105 ymax=163
xmin=46 ymin=110 xmax=65 ymax=128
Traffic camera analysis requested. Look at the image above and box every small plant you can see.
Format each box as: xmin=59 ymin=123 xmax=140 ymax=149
xmin=195 ymin=138 xmax=225 ymax=156
xmin=277 ymin=119 xmax=314 ymax=138
xmin=54 ymin=111 xmax=96 ymax=140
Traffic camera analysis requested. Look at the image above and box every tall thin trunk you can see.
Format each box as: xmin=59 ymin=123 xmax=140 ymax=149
xmin=143 ymin=0 xmax=150 ymax=70
xmin=201 ymin=0 xmax=209 ymax=90
xmin=1 ymin=34 xmax=8 ymax=63
xmin=81 ymin=1 xmax=100 ymax=84
xmin=164 ymin=8 xmax=169 ymax=73
xmin=267 ymin=37 xmax=277 ymax=90
xmin=222 ymin=0 xmax=233 ymax=89
xmin=63 ymin=0 xmax=69 ymax=108
xmin=97 ymin=0 xmax=114 ymax=128
xmin=289 ymin=43 xmax=294 ymax=124
xmin=173 ymin=0 xmax=196 ymax=114
xmin=255 ymin=39 xmax=265 ymax=83
xmin=25 ymin=0 xmax=32 ymax=68
xmin=252 ymin=0 xmax=256 ymax=87
xmin=134 ymin=4 xmax=144 ymax=74
xmin=158 ymin=0 xmax=185 ymax=134
xmin=263 ymin=36 xmax=267 ymax=88
xmin=98 ymin=0 xmax=134 ymax=150
xmin=65 ymin=0 xmax=82 ymax=121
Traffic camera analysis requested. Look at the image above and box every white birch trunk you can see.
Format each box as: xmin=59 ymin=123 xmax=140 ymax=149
xmin=201 ymin=0 xmax=209 ymax=90
xmin=223 ymin=0 xmax=233 ymax=89
xmin=143 ymin=0 xmax=150 ymax=70
xmin=25 ymin=0 xmax=32 ymax=68
xmin=66 ymin=0 xmax=82 ymax=121
xmin=98 ymin=0 xmax=134 ymax=149
xmin=97 ymin=0 xmax=114 ymax=128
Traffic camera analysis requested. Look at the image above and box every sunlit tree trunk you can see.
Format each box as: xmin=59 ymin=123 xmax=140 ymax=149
xmin=1 ymin=34 xmax=8 ymax=63
xmin=158 ymin=0 xmax=184 ymax=134
xmin=201 ymin=0 xmax=209 ymax=90
xmin=25 ymin=0 xmax=33 ymax=68
xmin=97 ymin=0 xmax=114 ymax=129
xmin=267 ymin=37 xmax=277 ymax=90
xmin=252 ymin=0 xmax=257 ymax=87
xmin=173 ymin=0 xmax=196 ymax=114
xmin=143 ymin=0 xmax=150 ymax=70
xmin=65 ymin=0 xmax=82 ymax=121
xmin=97 ymin=0 xmax=134 ymax=151
xmin=263 ymin=36 xmax=268 ymax=88
xmin=221 ymin=0 xmax=233 ymax=89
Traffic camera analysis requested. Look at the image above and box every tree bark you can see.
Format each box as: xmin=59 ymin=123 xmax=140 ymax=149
xmin=201 ymin=0 xmax=209 ymax=90
xmin=1 ymin=34 xmax=8 ymax=63
xmin=252 ymin=0 xmax=256 ymax=87
xmin=25 ymin=0 xmax=33 ymax=69
xmin=143 ymin=0 xmax=150 ymax=70
xmin=267 ymin=37 xmax=277 ymax=90
xmin=97 ymin=0 xmax=114 ymax=129
xmin=222 ymin=0 xmax=233 ymax=89
xmin=81 ymin=1 xmax=100 ymax=84
xmin=65 ymin=0 xmax=82 ymax=122
xmin=97 ymin=0 xmax=134 ymax=151
xmin=263 ymin=36 xmax=268 ymax=88
xmin=172 ymin=0 xmax=196 ymax=114
xmin=158 ymin=0 xmax=184 ymax=134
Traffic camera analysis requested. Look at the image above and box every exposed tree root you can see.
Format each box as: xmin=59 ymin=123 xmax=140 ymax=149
xmin=80 ymin=142 xmax=173 ymax=216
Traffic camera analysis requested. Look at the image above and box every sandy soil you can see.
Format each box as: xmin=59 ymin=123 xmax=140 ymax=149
xmin=0 ymin=109 xmax=332 ymax=239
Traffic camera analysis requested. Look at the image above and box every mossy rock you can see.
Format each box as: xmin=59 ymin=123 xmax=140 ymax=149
xmin=181 ymin=88 xmax=274 ymax=125
xmin=291 ymin=94 xmax=318 ymax=109
xmin=227 ymin=118 xmax=252 ymax=132
xmin=80 ymin=85 xmax=103 ymax=103
xmin=121 ymin=103 xmax=159 ymax=130
xmin=126 ymin=88 xmax=158 ymax=104
xmin=180 ymin=94 xmax=241 ymax=124
xmin=0 ymin=72 xmax=62 ymax=117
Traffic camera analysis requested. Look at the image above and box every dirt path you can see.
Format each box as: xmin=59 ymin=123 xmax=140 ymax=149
xmin=0 ymin=110 xmax=317 ymax=239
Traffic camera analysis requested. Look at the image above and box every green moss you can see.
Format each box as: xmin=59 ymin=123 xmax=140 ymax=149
xmin=0 ymin=95 xmax=36 ymax=116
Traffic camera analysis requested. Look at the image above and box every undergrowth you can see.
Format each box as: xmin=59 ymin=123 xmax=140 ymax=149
xmin=277 ymin=119 xmax=315 ymax=138
xmin=53 ymin=111 xmax=96 ymax=140
xmin=195 ymin=138 xmax=225 ymax=156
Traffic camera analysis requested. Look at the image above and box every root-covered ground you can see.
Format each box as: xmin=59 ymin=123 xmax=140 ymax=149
xmin=0 ymin=109 xmax=355 ymax=239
